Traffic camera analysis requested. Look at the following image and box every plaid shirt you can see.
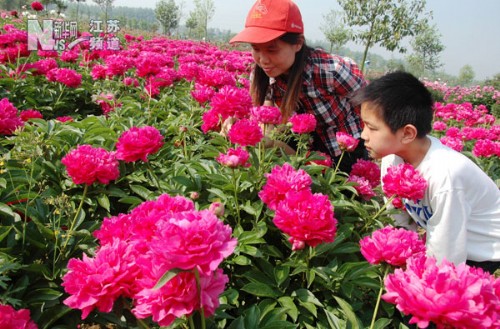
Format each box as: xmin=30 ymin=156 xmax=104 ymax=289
xmin=271 ymin=48 xmax=367 ymax=157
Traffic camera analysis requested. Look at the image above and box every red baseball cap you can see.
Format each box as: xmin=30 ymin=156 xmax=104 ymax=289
xmin=230 ymin=0 xmax=304 ymax=44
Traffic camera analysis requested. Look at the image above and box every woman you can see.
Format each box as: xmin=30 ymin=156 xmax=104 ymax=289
xmin=230 ymin=0 xmax=368 ymax=173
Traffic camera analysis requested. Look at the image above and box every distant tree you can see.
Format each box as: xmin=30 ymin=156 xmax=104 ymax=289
xmin=407 ymin=24 xmax=444 ymax=78
xmin=155 ymin=0 xmax=180 ymax=35
xmin=192 ymin=0 xmax=215 ymax=40
xmin=68 ymin=0 xmax=86 ymax=21
xmin=386 ymin=58 xmax=406 ymax=73
xmin=483 ymin=73 xmax=500 ymax=90
xmin=320 ymin=9 xmax=351 ymax=54
xmin=337 ymin=0 xmax=430 ymax=72
xmin=185 ymin=11 xmax=198 ymax=38
xmin=93 ymin=0 xmax=114 ymax=23
xmin=458 ymin=65 xmax=475 ymax=85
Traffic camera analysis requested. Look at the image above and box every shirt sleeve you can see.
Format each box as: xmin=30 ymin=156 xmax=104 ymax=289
xmin=425 ymin=188 xmax=470 ymax=265
xmin=326 ymin=57 xmax=366 ymax=97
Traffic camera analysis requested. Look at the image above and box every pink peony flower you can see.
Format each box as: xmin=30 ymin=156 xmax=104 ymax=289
xmin=305 ymin=151 xmax=333 ymax=168
xmin=115 ymin=126 xmax=164 ymax=162
xmin=383 ymin=253 xmax=500 ymax=329
xmin=259 ymin=163 xmax=312 ymax=211
xmin=62 ymin=239 xmax=142 ymax=319
xmin=56 ymin=116 xmax=74 ymax=123
xmin=432 ymin=121 xmax=447 ymax=131
xmin=132 ymin=268 xmax=228 ymax=327
xmin=0 ymin=304 xmax=38 ymax=329
xmin=201 ymin=109 xmax=221 ymax=133
xmin=61 ymin=144 xmax=120 ymax=185
xmin=209 ymin=202 xmax=225 ymax=217
xmin=350 ymin=159 xmax=381 ymax=188
xmin=30 ymin=1 xmax=44 ymax=11
xmin=46 ymin=68 xmax=82 ymax=88
xmin=382 ymin=163 xmax=427 ymax=203
xmin=360 ymin=226 xmax=425 ymax=267
xmin=336 ymin=131 xmax=360 ymax=152
xmin=209 ymin=85 xmax=252 ymax=119
xmin=216 ymin=147 xmax=251 ymax=168
xmin=93 ymin=93 xmax=121 ymax=115
xmin=227 ymin=118 xmax=263 ymax=147
xmin=440 ymin=136 xmax=464 ymax=152
xmin=250 ymin=105 xmax=282 ymax=125
xmin=273 ymin=189 xmax=337 ymax=249
xmin=19 ymin=109 xmax=43 ymax=122
xmin=191 ymin=83 xmax=215 ymax=106
xmin=472 ymin=139 xmax=500 ymax=158
xmin=348 ymin=175 xmax=376 ymax=200
xmin=288 ymin=113 xmax=316 ymax=134
xmin=123 ymin=77 xmax=139 ymax=87
xmin=148 ymin=209 xmax=237 ymax=275
xmin=0 ymin=98 xmax=24 ymax=135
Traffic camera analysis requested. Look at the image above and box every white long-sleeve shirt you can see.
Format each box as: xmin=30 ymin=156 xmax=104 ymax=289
xmin=381 ymin=136 xmax=500 ymax=264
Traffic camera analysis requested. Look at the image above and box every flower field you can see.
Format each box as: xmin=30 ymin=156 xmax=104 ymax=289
xmin=1 ymin=9 xmax=499 ymax=329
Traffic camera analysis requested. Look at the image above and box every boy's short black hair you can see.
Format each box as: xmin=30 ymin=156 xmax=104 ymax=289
xmin=352 ymin=71 xmax=434 ymax=137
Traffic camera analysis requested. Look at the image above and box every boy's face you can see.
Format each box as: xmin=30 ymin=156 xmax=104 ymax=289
xmin=360 ymin=102 xmax=404 ymax=160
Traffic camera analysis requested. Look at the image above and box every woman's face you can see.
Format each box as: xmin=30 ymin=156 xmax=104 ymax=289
xmin=250 ymin=38 xmax=302 ymax=78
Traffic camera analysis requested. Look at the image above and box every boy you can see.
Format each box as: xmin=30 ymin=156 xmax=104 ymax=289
xmin=354 ymin=71 xmax=500 ymax=274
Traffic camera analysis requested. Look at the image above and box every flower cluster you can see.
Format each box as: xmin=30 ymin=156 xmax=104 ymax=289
xmin=360 ymin=226 xmax=425 ymax=267
xmin=115 ymin=126 xmax=164 ymax=162
xmin=62 ymin=193 xmax=236 ymax=326
xmin=250 ymin=105 xmax=282 ymax=125
xmin=383 ymin=253 xmax=500 ymax=329
xmin=0 ymin=304 xmax=38 ymax=329
xmin=46 ymin=68 xmax=82 ymax=88
xmin=259 ymin=163 xmax=337 ymax=250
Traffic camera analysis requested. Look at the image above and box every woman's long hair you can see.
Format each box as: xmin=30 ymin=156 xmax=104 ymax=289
xmin=250 ymin=33 xmax=310 ymax=122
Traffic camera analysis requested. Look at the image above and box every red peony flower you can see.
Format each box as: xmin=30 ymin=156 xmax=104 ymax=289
xmin=148 ymin=209 xmax=237 ymax=275
xmin=61 ymin=144 xmax=120 ymax=185
xmin=55 ymin=116 xmax=74 ymax=123
xmin=209 ymin=85 xmax=252 ymax=119
xmin=348 ymin=175 xmax=376 ymax=200
xmin=336 ymin=131 xmax=360 ymax=152
xmin=288 ymin=113 xmax=316 ymax=134
xmin=46 ymin=68 xmax=82 ymax=88
xmin=383 ymin=253 xmax=500 ymax=329
xmin=227 ymin=118 xmax=263 ymax=147
xmin=0 ymin=98 xmax=24 ymax=135
xmin=115 ymin=126 xmax=164 ymax=162
xmin=30 ymin=1 xmax=44 ymax=11
xmin=273 ymin=189 xmax=337 ymax=250
xmin=382 ymin=163 xmax=427 ymax=203
xmin=360 ymin=226 xmax=425 ymax=267
xmin=19 ymin=109 xmax=43 ymax=122
xmin=250 ymin=105 xmax=282 ymax=125
xmin=201 ymin=108 xmax=221 ymax=133
xmin=350 ymin=159 xmax=381 ymax=188
xmin=0 ymin=304 xmax=38 ymax=329
xmin=259 ymin=163 xmax=312 ymax=211
xmin=216 ymin=147 xmax=251 ymax=168
xmin=62 ymin=239 xmax=142 ymax=319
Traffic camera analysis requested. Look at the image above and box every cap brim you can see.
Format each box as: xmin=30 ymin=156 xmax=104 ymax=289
xmin=229 ymin=27 xmax=286 ymax=44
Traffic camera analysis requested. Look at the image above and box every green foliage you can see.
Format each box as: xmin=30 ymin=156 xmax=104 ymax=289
xmin=337 ymin=0 xmax=430 ymax=72
xmin=155 ymin=0 xmax=180 ymax=35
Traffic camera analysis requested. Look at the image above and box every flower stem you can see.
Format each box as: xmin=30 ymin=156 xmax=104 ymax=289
xmin=232 ymin=168 xmax=241 ymax=225
xmin=369 ymin=264 xmax=390 ymax=329
xmin=62 ymin=184 xmax=88 ymax=252
xmin=332 ymin=150 xmax=345 ymax=178
xmin=194 ymin=268 xmax=206 ymax=329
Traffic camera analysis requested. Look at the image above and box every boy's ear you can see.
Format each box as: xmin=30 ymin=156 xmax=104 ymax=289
xmin=401 ymin=124 xmax=418 ymax=144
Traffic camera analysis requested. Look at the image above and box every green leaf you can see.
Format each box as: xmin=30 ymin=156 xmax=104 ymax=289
xmin=129 ymin=184 xmax=153 ymax=199
xmin=333 ymin=296 xmax=361 ymax=329
xmin=324 ymin=309 xmax=343 ymax=329
xmin=97 ymin=193 xmax=110 ymax=212
xmin=373 ymin=318 xmax=392 ymax=329
xmin=243 ymin=305 xmax=260 ymax=329
xmin=241 ymin=282 xmax=281 ymax=298
xmin=278 ymin=296 xmax=298 ymax=322
xmin=274 ymin=265 xmax=290 ymax=286
xmin=260 ymin=321 xmax=298 ymax=329
xmin=292 ymin=289 xmax=323 ymax=307
xmin=153 ymin=268 xmax=183 ymax=290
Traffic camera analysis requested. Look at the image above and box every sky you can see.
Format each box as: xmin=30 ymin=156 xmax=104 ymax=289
xmin=111 ymin=0 xmax=500 ymax=80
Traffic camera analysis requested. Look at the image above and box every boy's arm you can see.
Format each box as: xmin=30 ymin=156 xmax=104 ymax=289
xmin=425 ymin=189 xmax=469 ymax=265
